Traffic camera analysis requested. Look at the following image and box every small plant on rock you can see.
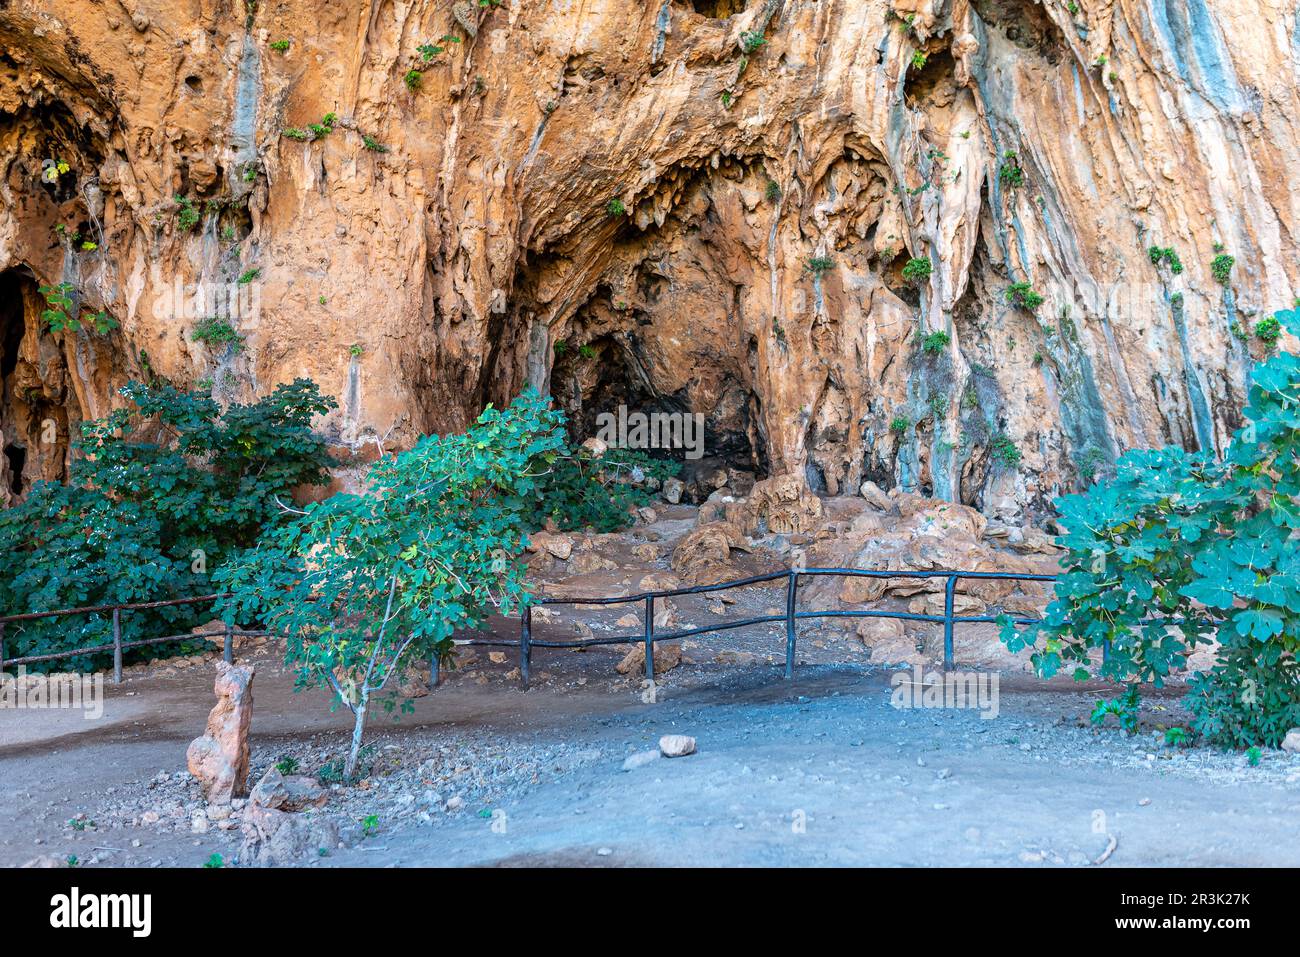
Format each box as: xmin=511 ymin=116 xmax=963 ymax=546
xmin=998 ymin=151 xmax=1024 ymax=190
xmin=1006 ymin=281 xmax=1045 ymax=311
xmin=901 ymin=256 xmax=932 ymax=286
xmin=806 ymin=255 xmax=835 ymax=276
xmin=990 ymin=432 xmax=1023 ymax=467
xmin=175 ymin=196 xmax=200 ymax=232
xmin=606 ymin=198 xmax=626 ymax=217
xmin=1255 ymin=314 xmax=1281 ymax=347
xmin=1147 ymin=245 xmax=1184 ymax=275
xmin=193 ymin=317 xmax=245 ymax=354
xmin=1211 ymin=252 xmax=1235 ymax=286
xmin=919 ymin=329 xmax=950 ymax=355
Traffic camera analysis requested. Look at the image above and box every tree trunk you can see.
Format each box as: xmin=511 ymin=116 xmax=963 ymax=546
xmin=344 ymin=696 xmax=368 ymax=780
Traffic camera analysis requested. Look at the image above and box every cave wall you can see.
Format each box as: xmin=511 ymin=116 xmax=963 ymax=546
xmin=0 ymin=0 xmax=1295 ymax=517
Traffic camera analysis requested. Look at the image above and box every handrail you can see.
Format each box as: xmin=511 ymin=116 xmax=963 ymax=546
xmin=0 ymin=593 xmax=250 ymax=684
xmin=1 ymin=567 xmax=1064 ymax=692
xmin=466 ymin=566 xmax=1060 ymax=688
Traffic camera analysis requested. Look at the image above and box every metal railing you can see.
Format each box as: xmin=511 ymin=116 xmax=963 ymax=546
xmin=0 ymin=567 xmax=1063 ymax=690
xmin=0 ymin=593 xmax=264 ymax=683
xmin=455 ymin=566 xmax=1059 ymax=688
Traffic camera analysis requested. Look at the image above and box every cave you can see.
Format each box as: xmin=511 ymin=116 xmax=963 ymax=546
xmin=677 ymin=0 xmax=750 ymax=18
xmin=3 ymin=442 xmax=24 ymax=494
xmin=0 ymin=268 xmax=79 ymax=502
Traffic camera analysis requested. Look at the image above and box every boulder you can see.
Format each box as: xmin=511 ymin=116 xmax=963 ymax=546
xmin=671 ymin=520 xmax=750 ymax=584
xmin=638 ymin=571 xmax=681 ymax=592
xmin=186 ymin=661 xmax=255 ymax=805
xmin=1282 ymin=729 xmax=1300 ymax=753
xmin=662 ymin=477 xmax=685 ymax=504
xmin=240 ymin=803 xmax=339 ymax=867
xmin=658 ymin=734 xmax=696 ymax=757
xmin=616 ymin=641 xmax=682 ymax=676
xmin=527 ymin=531 xmax=573 ymax=561
xmin=858 ymin=480 xmax=892 ymax=511
xmin=249 ymin=767 xmax=328 ymax=812
xmin=741 ymin=473 xmax=823 ymax=534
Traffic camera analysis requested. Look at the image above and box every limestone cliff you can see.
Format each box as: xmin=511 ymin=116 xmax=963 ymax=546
xmin=1 ymin=0 xmax=1296 ymax=518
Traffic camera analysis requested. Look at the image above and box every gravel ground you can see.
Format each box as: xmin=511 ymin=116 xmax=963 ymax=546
xmin=5 ymin=647 xmax=1299 ymax=868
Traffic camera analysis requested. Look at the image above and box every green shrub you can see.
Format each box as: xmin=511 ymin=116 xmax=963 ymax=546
xmin=1256 ymin=315 xmax=1281 ymax=346
xmin=1006 ymin=282 xmax=1045 ymax=311
xmin=910 ymin=50 xmax=928 ymax=69
xmin=739 ymin=30 xmax=766 ymax=53
xmin=193 ymin=317 xmax=245 ymax=354
xmin=919 ymin=330 xmax=950 ymax=354
xmin=528 ymin=446 xmax=678 ymax=533
xmin=806 ymin=255 xmax=835 ymax=276
xmin=901 ymin=257 xmax=932 ymax=286
xmin=307 ymin=113 xmax=337 ymax=139
xmin=404 ymin=69 xmax=423 ymax=91
xmin=0 ymin=380 xmax=336 ymax=672
xmin=1000 ymin=309 xmax=1300 ymax=748
xmin=998 ymin=151 xmax=1024 ymax=189
xmin=269 ymin=39 xmax=290 ymax=51
xmin=1211 ymin=253 xmax=1235 ymax=286
xmin=175 ymin=196 xmax=200 ymax=232
xmin=1147 ymin=245 xmax=1184 ymax=275
xmin=990 ymin=432 xmax=1022 ymax=467
xmin=890 ymin=415 xmax=910 ymax=434
xmin=606 ymin=198 xmax=626 ymax=217
xmin=765 ymin=179 xmax=781 ymax=202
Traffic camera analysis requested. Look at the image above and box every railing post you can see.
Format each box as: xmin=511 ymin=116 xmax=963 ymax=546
xmin=112 ymin=607 xmax=123 ymax=685
xmin=644 ymin=595 xmax=655 ymax=684
xmin=222 ymin=621 xmax=234 ymax=664
xmin=520 ymin=605 xmax=532 ymax=690
xmin=0 ymin=620 xmax=6 ymax=677
xmin=784 ymin=570 xmax=798 ymax=679
xmin=430 ymin=649 xmax=441 ymax=689
xmin=942 ymin=575 xmax=957 ymax=671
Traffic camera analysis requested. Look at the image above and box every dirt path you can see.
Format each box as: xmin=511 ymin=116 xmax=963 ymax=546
xmin=3 ymin=637 xmax=1298 ymax=868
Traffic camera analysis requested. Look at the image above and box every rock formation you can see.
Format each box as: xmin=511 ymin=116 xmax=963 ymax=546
xmin=2 ymin=0 xmax=1297 ymax=516
xmin=186 ymin=661 xmax=255 ymax=805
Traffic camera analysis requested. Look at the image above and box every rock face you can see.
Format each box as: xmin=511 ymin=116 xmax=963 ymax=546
xmin=2 ymin=1 xmax=1297 ymax=514
xmin=186 ymin=662 xmax=255 ymax=806
xmin=239 ymin=766 xmax=335 ymax=866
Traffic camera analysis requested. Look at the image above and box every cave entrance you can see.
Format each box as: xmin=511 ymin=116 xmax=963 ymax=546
xmin=0 ymin=267 xmax=73 ymax=502
xmin=550 ymin=329 xmax=761 ymax=498
xmin=4 ymin=443 xmax=24 ymax=494
xmin=0 ymin=269 xmax=30 ymax=500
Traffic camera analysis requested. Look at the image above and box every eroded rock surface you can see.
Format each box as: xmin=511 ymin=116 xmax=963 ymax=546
xmin=2 ymin=1 xmax=1296 ymax=514
xmin=186 ymin=662 xmax=255 ymax=805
